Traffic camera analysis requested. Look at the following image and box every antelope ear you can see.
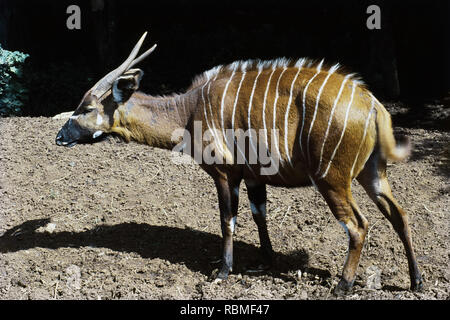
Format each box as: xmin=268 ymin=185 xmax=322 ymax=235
xmin=112 ymin=69 xmax=144 ymax=103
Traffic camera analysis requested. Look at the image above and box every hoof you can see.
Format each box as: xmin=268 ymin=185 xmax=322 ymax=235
xmin=215 ymin=265 xmax=231 ymax=281
xmin=411 ymin=276 xmax=424 ymax=292
xmin=334 ymin=279 xmax=354 ymax=296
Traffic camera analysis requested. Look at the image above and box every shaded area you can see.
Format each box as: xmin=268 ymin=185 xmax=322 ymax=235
xmin=388 ymin=104 xmax=450 ymax=179
xmin=408 ymin=136 xmax=450 ymax=180
xmin=1 ymin=0 xmax=449 ymax=117
xmin=388 ymin=102 xmax=450 ymax=132
xmin=0 ymin=218 xmax=330 ymax=282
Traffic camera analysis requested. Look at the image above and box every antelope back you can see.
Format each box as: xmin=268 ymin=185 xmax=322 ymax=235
xmin=191 ymin=58 xmax=379 ymax=182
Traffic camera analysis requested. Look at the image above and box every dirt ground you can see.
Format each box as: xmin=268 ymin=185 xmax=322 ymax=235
xmin=0 ymin=109 xmax=449 ymax=300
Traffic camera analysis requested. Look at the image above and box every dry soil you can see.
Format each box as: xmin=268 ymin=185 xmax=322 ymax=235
xmin=0 ymin=114 xmax=449 ymax=300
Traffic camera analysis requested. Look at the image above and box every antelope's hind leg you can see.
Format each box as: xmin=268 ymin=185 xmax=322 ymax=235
xmin=316 ymin=180 xmax=369 ymax=295
xmin=357 ymin=153 xmax=423 ymax=291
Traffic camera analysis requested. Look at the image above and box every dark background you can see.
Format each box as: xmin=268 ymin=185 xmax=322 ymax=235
xmin=1 ymin=0 xmax=449 ymax=117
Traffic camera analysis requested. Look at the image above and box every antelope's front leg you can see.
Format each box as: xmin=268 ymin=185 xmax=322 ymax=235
xmin=214 ymin=176 xmax=241 ymax=280
xmin=245 ymin=181 xmax=273 ymax=271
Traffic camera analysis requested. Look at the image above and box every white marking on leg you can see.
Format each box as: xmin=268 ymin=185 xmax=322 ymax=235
xmin=316 ymin=74 xmax=351 ymax=176
xmin=284 ymin=59 xmax=307 ymax=165
xmin=70 ymin=115 xmax=80 ymax=120
xmin=306 ymin=64 xmax=338 ymax=167
xmin=320 ymin=81 xmax=357 ymax=179
xmin=339 ymin=221 xmax=350 ymax=242
xmin=350 ymin=97 xmax=375 ymax=177
xmin=299 ymin=60 xmax=324 ymax=159
xmin=232 ymin=186 xmax=240 ymax=197
xmin=250 ymin=200 xmax=267 ymax=218
xmin=338 ymin=221 xmax=350 ymax=263
xmin=229 ymin=216 xmax=237 ymax=233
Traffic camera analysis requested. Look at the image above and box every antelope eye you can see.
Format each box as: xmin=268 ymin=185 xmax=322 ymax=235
xmin=81 ymin=108 xmax=95 ymax=115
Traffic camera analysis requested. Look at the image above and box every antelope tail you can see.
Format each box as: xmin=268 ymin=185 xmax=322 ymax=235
xmin=375 ymin=104 xmax=411 ymax=161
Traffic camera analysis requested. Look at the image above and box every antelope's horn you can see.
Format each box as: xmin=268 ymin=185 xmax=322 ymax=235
xmin=91 ymin=32 xmax=150 ymax=98
xmin=128 ymin=43 xmax=157 ymax=70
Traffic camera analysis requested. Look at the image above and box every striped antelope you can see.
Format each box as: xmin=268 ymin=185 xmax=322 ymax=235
xmin=55 ymin=32 xmax=423 ymax=294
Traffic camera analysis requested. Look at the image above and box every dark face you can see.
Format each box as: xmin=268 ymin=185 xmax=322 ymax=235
xmin=55 ymin=94 xmax=115 ymax=147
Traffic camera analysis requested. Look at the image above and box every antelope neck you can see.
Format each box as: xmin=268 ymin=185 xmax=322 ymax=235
xmin=113 ymin=90 xmax=198 ymax=150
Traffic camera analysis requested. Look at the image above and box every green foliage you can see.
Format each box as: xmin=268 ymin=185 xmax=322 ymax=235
xmin=0 ymin=44 xmax=29 ymax=116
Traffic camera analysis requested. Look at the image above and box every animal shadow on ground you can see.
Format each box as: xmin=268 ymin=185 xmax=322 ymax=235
xmin=0 ymin=218 xmax=330 ymax=282
xmin=408 ymin=136 xmax=450 ymax=180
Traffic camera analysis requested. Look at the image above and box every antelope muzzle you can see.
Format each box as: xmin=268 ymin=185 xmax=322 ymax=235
xmin=55 ymin=118 xmax=97 ymax=147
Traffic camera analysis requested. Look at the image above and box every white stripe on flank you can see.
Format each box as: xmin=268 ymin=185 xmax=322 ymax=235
xmin=248 ymin=67 xmax=264 ymax=161
xmin=284 ymin=62 xmax=306 ymax=165
xmin=262 ymin=66 xmax=278 ymax=153
xmin=350 ymin=96 xmax=375 ymax=177
xmin=261 ymin=66 xmax=281 ymax=180
xmin=269 ymin=67 xmax=291 ymax=183
xmin=232 ymin=72 xmax=246 ymax=131
xmin=272 ymin=67 xmax=288 ymax=162
xmin=306 ymin=64 xmax=339 ymax=167
xmin=201 ymin=74 xmax=224 ymax=158
xmin=201 ymin=81 xmax=214 ymax=140
xmin=221 ymin=68 xmax=237 ymax=150
xmin=315 ymin=74 xmax=351 ymax=176
xmin=299 ymin=60 xmax=324 ymax=159
xmin=231 ymin=71 xmax=255 ymax=175
xmin=369 ymin=92 xmax=384 ymax=108
xmin=320 ymin=81 xmax=357 ymax=179
xmin=207 ymin=73 xmax=225 ymax=155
